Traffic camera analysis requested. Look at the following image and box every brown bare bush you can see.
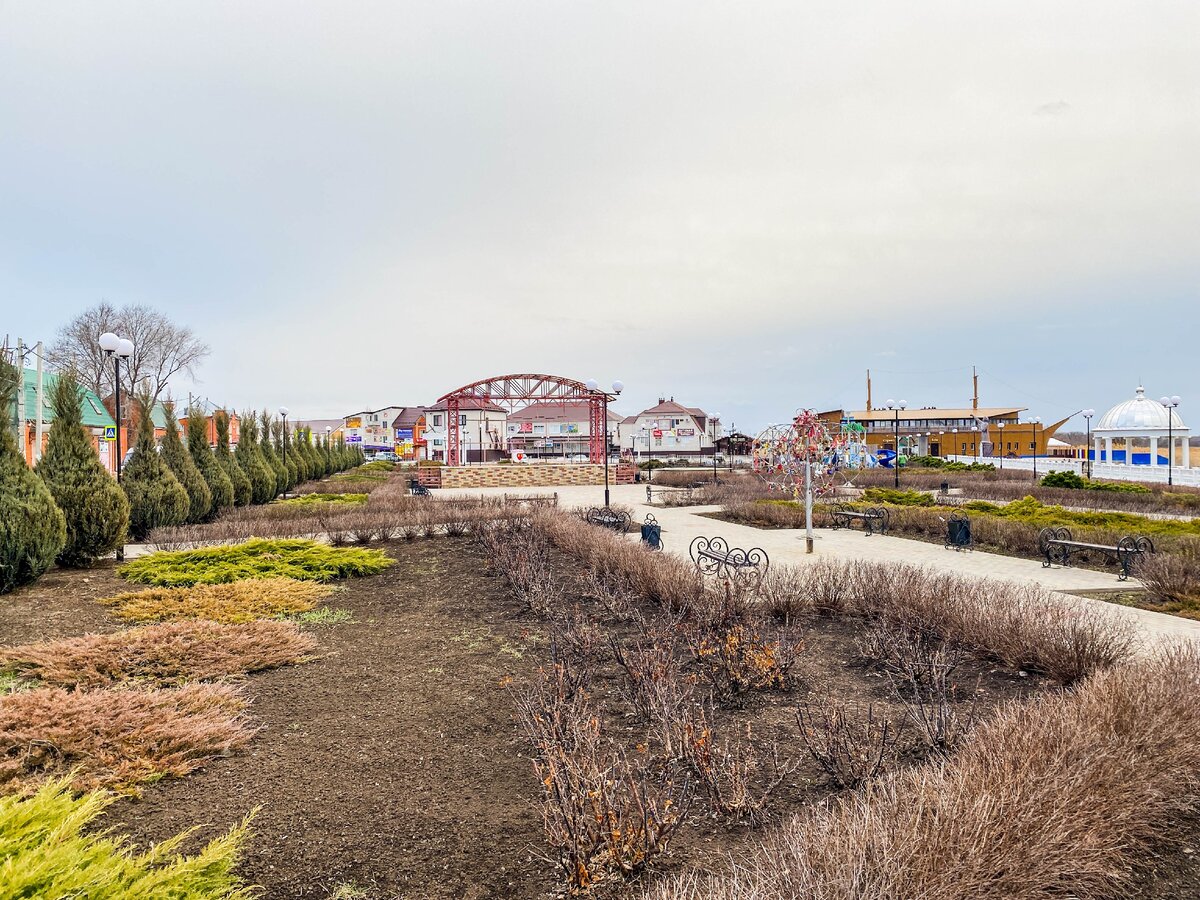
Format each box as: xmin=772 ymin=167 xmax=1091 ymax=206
xmin=478 ymin=519 xmax=564 ymax=616
xmin=0 ymin=683 xmax=255 ymax=794
xmin=511 ymin=666 xmax=690 ymax=889
xmin=795 ymin=700 xmax=898 ymax=789
xmin=644 ymin=646 xmax=1200 ymax=900
xmin=0 ymin=620 xmax=317 ymax=688
xmin=1138 ymin=545 xmax=1200 ymax=606
xmin=690 ymin=623 xmax=801 ymax=702
xmin=611 ymin=627 xmax=689 ymax=722
xmin=676 ymin=702 xmax=795 ymax=822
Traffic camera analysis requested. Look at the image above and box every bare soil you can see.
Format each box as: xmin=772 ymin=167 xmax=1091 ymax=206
xmin=1 ymin=538 xmax=1196 ymax=898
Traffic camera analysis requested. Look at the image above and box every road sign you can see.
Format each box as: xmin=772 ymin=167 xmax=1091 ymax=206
xmin=103 ymin=426 xmax=116 ymax=441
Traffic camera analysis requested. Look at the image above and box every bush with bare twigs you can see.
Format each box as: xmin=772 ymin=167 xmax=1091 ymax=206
xmin=102 ymin=577 xmax=334 ymax=623
xmin=644 ymin=646 xmax=1200 ymax=900
xmin=690 ymin=623 xmax=801 ymax=702
xmin=1138 ymin=545 xmax=1200 ymax=614
xmin=795 ymin=700 xmax=898 ymax=789
xmin=0 ymin=682 xmax=254 ymax=793
xmin=0 ymin=620 xmax=317 ymax=688
xmin=676 ymin=702 xmax=795 ymax=822
xmin=611 ymin=626 xmax=690 ymax=723
xmin=512 ymin=665 xmax=690 ymax=889
xmin=478 ymin=519 xmax=564 ymax=616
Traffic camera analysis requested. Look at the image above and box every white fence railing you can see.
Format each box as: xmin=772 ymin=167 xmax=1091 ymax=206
xmin=944 ymin=455 xmax=1200 ymax=486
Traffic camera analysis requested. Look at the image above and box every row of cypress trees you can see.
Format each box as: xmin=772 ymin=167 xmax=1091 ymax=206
xmin=0 ymin=356 xmax=364 ymax=594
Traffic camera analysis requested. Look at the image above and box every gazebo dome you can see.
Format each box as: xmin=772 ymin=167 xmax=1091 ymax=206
xmin=1096 ymin=387 xmax=1186 ymax=432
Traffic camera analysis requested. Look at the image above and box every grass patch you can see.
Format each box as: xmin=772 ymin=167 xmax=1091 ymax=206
xmin=0 ymin=777 xmax=254 ymax=899
xmin=964 ymin=496 xmax=1200 ymax=537
xmin=0 ymin=683 xmax=254 ymax=794
xmin=119 ymin=538 xmax=393 ymax=587
xmin=288 ymin=607 xmax=355 ymax=625
xmin=0 ymin=620 xmax=318 ymax=688
xmin=862 ymin=487 xmax=935 ymax=507
xmin=276 ymin=493 xmax=368 ymax=506
xmin=102 ymin=577 xmax=334 ymax=624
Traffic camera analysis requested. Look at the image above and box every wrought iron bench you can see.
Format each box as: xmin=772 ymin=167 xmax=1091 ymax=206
xmin=409 ymin=478 xmax=432 ymax=497
xmin=503 ymin=493 xmax=558 ymax=508
xmin=645 ymin=484 xmax=703 ymax=504
xmin=689 ymin=535 xmax=768 ymax=582
xmin=1038 ymin=527 xmax=1154 ymax=581
xmin=640 ymin=513 xmax=663 ymax=551
xmin=586 ymin=506 xmax=631 ymax=532
xmin=830 ymin=504 xmax=890 ymax=536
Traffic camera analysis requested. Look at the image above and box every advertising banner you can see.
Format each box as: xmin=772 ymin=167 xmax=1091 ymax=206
xmin=562 ymin=423 xmax=579 ymax=434
xmin=346 ymin=435 xmax=362 ymax=443
xmin=519 ymin=422 xmax=533 ymax=433
xmin=652 ymin=428 xmax=663 ymax=439
xmin=396 ymin=428 xmax=413 ymax=441
xmin=677 ymin=428 xmax=695 ymax=437
xmin=346 ymin=417 xmax=362 ymax=428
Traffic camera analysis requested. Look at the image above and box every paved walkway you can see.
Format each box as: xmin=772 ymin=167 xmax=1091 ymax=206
xmin=438 ymin=482 xmax=1200 ymax=648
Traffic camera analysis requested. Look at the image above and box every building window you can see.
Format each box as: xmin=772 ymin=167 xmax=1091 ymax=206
xmin=432 ymin=414 xmax=442 ymax=427
xmin=1029 ymin=441 xmax=1036 ymax=450
xmin=459 ymin=414 xmax=467 ymax=427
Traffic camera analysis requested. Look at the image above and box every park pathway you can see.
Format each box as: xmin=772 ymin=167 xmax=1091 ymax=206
xmin=440 ymin=482 xmax=1200 ymax=649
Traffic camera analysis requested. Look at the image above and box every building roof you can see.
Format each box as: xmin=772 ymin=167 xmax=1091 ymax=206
xmin=300 ymin=418 xmax=346 ymax=434
xmin=820 ymin=406 xmax=1025 ymax=423
xmin=390 ymin=406 xmax=429 ymax=428
xmin=1096 ymin=386 xmax=1187 ymax=432
xmin=13 ymin=368 xmax=116 ymax=429
xmin=632 ymin=398 xmax=712 ymax=424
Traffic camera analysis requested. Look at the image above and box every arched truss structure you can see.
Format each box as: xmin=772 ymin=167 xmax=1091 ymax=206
xmin=436 ymin=374 xmax=613 ymax=467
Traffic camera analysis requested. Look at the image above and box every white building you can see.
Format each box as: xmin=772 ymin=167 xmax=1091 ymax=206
xmin=422 ymin=398 xmax=508 ymax=463
xmin=1092 ymin=386 xmax=1190 ymax=469
xmin=343 ymin=407 xmax=405 ymax=455
xmin=618 ymin=398 xmax=721 ymax=460
xmin=504 ymin=401 xmax=625 ymax=460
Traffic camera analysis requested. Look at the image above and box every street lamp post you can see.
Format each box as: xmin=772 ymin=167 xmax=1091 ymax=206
xmin=997 ymin=422 xmax=1005 ymax=470
xmin=1081 ymin=409 xmax=1095 ymax=479
xmin=278 ymin=406 xmax=290 ymax=496
xmin=971 ymin=425 xmax=980 ymax=462
xmin=711 ymin=413 xmax=722 ymax=483
xmin=1160 ymin=395 xmax=1181 ymax=486
xmin=938 ymin=430 xmax=945 ymax=458
xmin=1031 ymin=417 xmax=1042 ymax=483
xmin=587 ymin=378 xmax=623 ymax=507
xmin=728 ymin=422 xmax=735 ymax=471
xmin=885 ymin=399 xmax=906 ymax=488
xmin=98 ymin=332 xmax=134 ymax=483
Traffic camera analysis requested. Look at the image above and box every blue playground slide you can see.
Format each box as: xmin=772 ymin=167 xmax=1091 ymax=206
xmin=876 ymin=448 xmax=897 ymax=469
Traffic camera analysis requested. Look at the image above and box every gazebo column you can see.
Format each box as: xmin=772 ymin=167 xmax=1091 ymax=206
xmin=1105 ymin=436 xmax=1113 ymax=464
xmin=1150 ymin=436 xmax=1158 ymax=467
xmin=1183 ymin=437 xmax=1192 ymax=469
xmin=1094 ymin=435 xmax=1101 ymax=467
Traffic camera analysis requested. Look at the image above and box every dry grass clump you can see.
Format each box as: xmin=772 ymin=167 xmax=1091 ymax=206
xmin=0 ymin=620 xmax=317 ymax=688
xmin=644 ymin=645 xmax=1200 ymax=900
xmin=0 ymin=683 xmax=254 ymax=794
xmin=102 ymin=577 xmax=333 ymax=624
xmin=1138 ymin=545 xmax=1200 ymax=617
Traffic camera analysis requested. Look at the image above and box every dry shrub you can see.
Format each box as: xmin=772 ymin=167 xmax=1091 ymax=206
xmin=1138 ymin=546 xmax=1200 ymax=607
xmin=512 ymin=665 xmax=690 ymax=889
xmin=611 ymin=627 xmax=689 ymax=722
xmin=0 ymin=620 xmax=317 ymax=688
xmin=644 ymin=644 xmax=1200 ymax=900
xmin=0 ymin=683 xmax=254 ymax=794
xmin=795 ymin=700 xmax=898 ymax=789
xmin=580 ymin=569 xmax=643 ymax=623
xmin=676 ymin=703 xmax=795 ymax=822
xmin=478 ymin=519 xmax=564 ymax=616
xmin=690 ymin=623 xmax=800 ymax=702
xmin=102 ymin=577 xmax=333 ymax=624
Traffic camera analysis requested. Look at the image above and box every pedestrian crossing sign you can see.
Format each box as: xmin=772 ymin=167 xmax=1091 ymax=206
xmin=104 ymin=426 xmax=116 ymax=440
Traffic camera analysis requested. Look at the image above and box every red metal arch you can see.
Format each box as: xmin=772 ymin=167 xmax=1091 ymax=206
xmin=436 ymin=373 xmax=611 ymax=466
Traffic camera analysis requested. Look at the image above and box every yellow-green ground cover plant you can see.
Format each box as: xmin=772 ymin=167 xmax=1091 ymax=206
xmin=102 ymin=577 xmax=333 ymax=623
xmin=118 ymin=537 xmax=391 ymax=586
xmin=0 ymin=778 xmax=253 ymax=899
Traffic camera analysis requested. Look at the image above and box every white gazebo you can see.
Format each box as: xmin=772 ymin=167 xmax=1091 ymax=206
xmin=1093 ymin=386 xmax=1188 ymax=469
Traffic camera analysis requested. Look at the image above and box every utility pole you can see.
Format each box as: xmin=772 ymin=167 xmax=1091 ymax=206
xmin=15 ymin=338 xmax=26 ymax=457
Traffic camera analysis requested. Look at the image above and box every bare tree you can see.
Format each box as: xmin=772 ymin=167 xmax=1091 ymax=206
xmin=49 ymin=303 xmax=210 ymax=405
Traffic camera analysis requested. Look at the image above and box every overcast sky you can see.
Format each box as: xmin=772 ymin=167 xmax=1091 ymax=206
xmin=3 ymin=2 xmax=1197 ymax=431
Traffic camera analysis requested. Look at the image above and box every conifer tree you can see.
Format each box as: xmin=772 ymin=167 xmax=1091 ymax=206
xmin=214 ymin=411 xmax=252 ymax=506
xmin=319 ymin=435 xmax=333 ymax=476
xmin=121 ymin=393 xmax=189 ymax=541
xmin=236 ymin=411 xmax=275 ymax=504
xmin=0 ymin=357 xmax=67 ymax=592
xmin=36 ymin=371 xmax=129 ymax=566
xmin=159 ymin=402 xmax=211 ymax=524
xmin=301 ymin=428 xmax=320 ymax=480
xmin=293 ymin=427 xmax=313 ymax=482
xmin=259 ymin=412 xmax=288 ymax=497
xmin=187 ymin=406 xmax=233 ymax=518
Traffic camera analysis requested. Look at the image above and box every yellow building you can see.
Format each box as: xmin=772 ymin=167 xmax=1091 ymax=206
xmin=816 ymin=372 xmax=1067 ymax=460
